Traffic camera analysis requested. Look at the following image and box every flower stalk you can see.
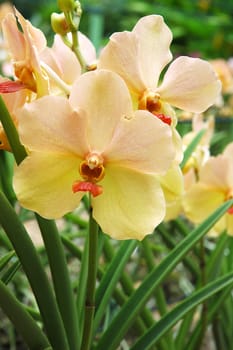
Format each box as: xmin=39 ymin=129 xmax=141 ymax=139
xmin=80 ymin=205 xmax=99 ymax=350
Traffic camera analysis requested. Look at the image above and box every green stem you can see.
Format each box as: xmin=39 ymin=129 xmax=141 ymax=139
xmin=76 ymin=230 xmax=90 ymax=341
xmin=0 ymin=151 xmax=15 ymax=203
xmin=80 ymin=207 xmax=99 ymax=350
xmin=0 ymin=96 xmax=27 ymax=165
xmin=61 ymin=234 xmax=147 ymax=336
xmin=0 ymin=190 xmax=69 ymax=350
xmin=0 ymin=279 xmax=50 ymax=349
xmin=36 ymin=215 xmax=79 ymax=350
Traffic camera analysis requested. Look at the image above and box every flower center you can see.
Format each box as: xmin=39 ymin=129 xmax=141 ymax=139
xmin=138 ymin=90 xmax=171 ymax=125
xmin=72 ymin=153 xmax=105 ymax=197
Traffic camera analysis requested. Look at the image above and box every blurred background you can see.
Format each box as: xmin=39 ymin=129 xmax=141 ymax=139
xmin=1 ymin=0 xmax=233 ymax=59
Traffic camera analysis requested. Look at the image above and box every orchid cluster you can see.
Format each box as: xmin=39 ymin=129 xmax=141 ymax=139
xmin=165 ymin=113 xmax=233 ymax=236
xmin=0 ymin=0 xmax=221 ymax=239
xmin=0 ymin=1 xmax=233 ymax=350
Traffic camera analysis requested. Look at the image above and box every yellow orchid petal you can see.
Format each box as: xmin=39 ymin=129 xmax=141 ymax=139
xmin=226 ymin=214 xmax=233 ymax=236
xmin=184 ymin=184 xmax=225 ymax=223
xmin=159 ymin=165 xmax=184 ymax=199
xmin=92 ymin=165 xmax=165 ymax=240
xmin=69 ymin=70 xmax=134 ymax=152
xmin=106 ymin=109 xmax=174 ymax=174
xmin=157 ymin=56 xmax=221 ymax=112
xmin=13 ymin=152 xmax=83 ymax=219
xmin=16 ymin=95 xmax=89 ymax=155
xmin=158 ymin=165 xmax=184 ymax=221
xmin=199 ymin=156 xmax=231 ymax=191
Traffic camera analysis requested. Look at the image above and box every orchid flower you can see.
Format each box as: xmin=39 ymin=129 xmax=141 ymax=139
xmin=157 ymin=165 xmax=184 ymax=221
xmin=13 ymin=70 xmax=176 ymax=240
xmin=1 ymin=8 xmax=50 ymax=96
xmin=1 ymin=8 xmax=96 ymax=97
xmin=40 ymin=32 xmax=96 ymax=95
xmin=183 ymin=142 xmax=233 ymax=236
xmin=98 ymin=15 xmax=221 ymax=119
xmin=182 ymin=114 xmax=214 ymax=178
xmin=98 ymin=15 xmax=221 ymax=165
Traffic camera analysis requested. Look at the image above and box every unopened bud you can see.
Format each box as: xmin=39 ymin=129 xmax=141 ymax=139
xmin=57 ymin=0 xmax=75 ymax=12
xmin=74 ymin=1 xmax=82 ymax=17
xmin=51 ymin=12 xmax=70 ymax=35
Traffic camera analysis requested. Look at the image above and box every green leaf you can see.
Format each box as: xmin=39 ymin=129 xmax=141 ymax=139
xmin=131 ymin=272 xmax=233 ymax=350
xmin=0 ymin=96 xmax=27 ymax=165
xmin=0 ymin=251 xmax=15 ymax=272
xmin=0 ymin=191 xmax=69 ymax=350
xmin=0 ymin=279 xmax=50 ymax=349
xmin=1 ymin=260 xmax=21 ymax=284
xmin=94 ymin=240 xmax=137 ymax=333
xmin=95 ymin=200 xmax=233 ymax=350
xmin=185 ymin=284 xmax=233 ymax=350
xmin=180 ymin=128 xmax=206 ymax=169
xmin=36 ymin=215 xmax=80 ymax=350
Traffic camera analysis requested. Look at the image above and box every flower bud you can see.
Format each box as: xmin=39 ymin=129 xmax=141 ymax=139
xmin=74 ymin=1 xmax=82 ymax=17
xmin=57 ymin=0 xmax=75 ymax=12
xmin=51 ymin=12 xmax=70 ymax=35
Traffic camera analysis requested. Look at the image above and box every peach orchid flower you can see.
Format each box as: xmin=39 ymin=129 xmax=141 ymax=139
xmin=183 ymin=142 xmax=233 ymax=236
xmin=1 ymin=9 xmax=96 ymax=97
xmin=1 ymin=8 xmax=49 ymax=96
xmin=98 ymin=15 xmax=221 ymax=120
xmin=13 ymin=70 xmax=176 ymax=240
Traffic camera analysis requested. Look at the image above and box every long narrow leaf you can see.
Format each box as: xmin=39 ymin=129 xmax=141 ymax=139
xmin=180 ymin=129 xmax=206 ymax=169
xmin=0 ymin=251 xmax=15 ymax=271
xmin=94 ymin=240 xmax=137 ymax=334
xmin=36 ymin=215 xmax=79 ymax=350
xmin=186 ymin=284 xmax=233 ymax=350
xmin=1 ymin=260 xmax=21 ymax=284
xmin=131 ymin=272 xmax=233 ymax=350
xmin=0 ymin=191 xmax=69 ymax=350
xmin=0 ymin=279 xmax=50 ymax=349
xmin=95 ymin=200 xmax=233 ymax=350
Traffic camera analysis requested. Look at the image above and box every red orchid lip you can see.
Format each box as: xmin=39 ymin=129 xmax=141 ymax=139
xmin=0 ymin=80 xmax=26 ymax=93
xmin=72 ymin=181 xmax=103 ymax=197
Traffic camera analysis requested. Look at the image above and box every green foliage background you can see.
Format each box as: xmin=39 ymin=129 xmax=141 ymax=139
xmin=2 ymin=0 xmax=233 ymax=58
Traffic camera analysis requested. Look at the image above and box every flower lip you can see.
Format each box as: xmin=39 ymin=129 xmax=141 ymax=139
xmin=72 ymin=181 xmax=103 ymax=197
